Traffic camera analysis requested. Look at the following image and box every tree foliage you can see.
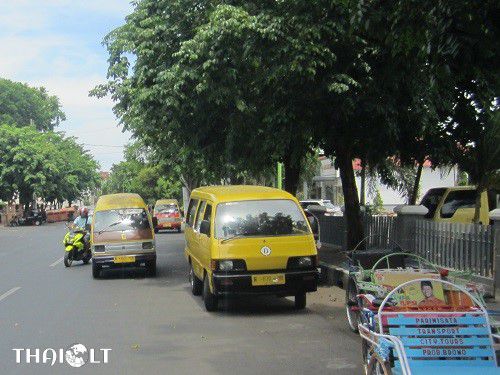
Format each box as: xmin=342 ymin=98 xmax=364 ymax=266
xmin=95 ymin=0 xmax=499 ymax=246
xmin=101 ymin=141 xmax=185 ymax=205
xmin=358 ymin=0 xmax=499 ymax=211
xmin=0 ymin=78 xmax=66 ymax=131
xmin=0 ymin=124 xmax=100 ymax=208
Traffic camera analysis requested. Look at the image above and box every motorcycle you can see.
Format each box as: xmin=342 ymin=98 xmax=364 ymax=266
xmin=63 ymin=224 xmax=91 ymax=267
xmin=9 ymin=216 xmax=19 ymax=227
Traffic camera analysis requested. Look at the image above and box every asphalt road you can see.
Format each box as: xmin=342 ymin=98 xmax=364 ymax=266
xmin=0 ymin=223 xmax=363 ymax=374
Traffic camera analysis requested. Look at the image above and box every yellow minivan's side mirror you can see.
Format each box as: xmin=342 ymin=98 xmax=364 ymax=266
xmin=200 ymin=220 xmax=211 ymax=236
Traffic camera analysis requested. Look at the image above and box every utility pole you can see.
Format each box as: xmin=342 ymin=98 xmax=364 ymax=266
xmin=277 ymin=162 xmax=283 ymax=189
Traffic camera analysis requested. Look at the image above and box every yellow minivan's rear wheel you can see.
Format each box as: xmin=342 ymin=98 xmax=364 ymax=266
xmin=203 ymin=274 xmax=218 ymax=312
xmin=190 ymin=264 xmax=203 ymax=296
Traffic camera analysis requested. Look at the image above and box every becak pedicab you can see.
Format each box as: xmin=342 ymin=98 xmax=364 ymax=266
xmin=345 ymin=248 xmax=485 ymax=333
xmin=358 ymin=278 xmax=499 ymax=374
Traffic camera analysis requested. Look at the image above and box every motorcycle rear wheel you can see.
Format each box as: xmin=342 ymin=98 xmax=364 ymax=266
xmin=64 ymin=252 xmax=73 ymax=267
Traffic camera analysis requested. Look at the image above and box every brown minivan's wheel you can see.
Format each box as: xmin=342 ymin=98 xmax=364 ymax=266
xmin=203 ymin=274 xmax=218 ymax=312
xmin=146 ymin=261 xmax=156 ymax=277
xmin=92 ymin=262 xmax=100 ymax=278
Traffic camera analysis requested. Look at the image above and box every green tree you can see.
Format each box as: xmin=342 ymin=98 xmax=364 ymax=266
xmin=0 ymin=124 xmax=99 ymax=209
xmin=93 ymin=0 xmax=373 ymax=248
xmin=449 ymin=105 xmax=499 ymax=222
xmin=101 ymin=141 xmax=185 ymax=204
xmin=371 ymin=189 xmax=384 ymax=215
xmin=358 ymin=0 xmax=499 ymax=214
xmin=42 ymin=133 xmax=101 ymax=206
xmin=0 ymin=78 xmax=66 ymax=131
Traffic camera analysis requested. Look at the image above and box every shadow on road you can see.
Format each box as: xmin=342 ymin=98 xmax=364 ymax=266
xmin=185 ymin=291 xmax=310 ymax=316
xmin=97 ymin=267 xmax=149 ymax=279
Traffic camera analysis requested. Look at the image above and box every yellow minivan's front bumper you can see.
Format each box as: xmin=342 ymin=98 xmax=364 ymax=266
xmin=211 ymin=268 xmax=318 ymax=297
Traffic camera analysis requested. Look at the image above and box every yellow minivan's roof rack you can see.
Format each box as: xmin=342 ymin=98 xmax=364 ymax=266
xmin=95 ymin=193 xmax=147 ymax=211
xmin=191 ymin=185 xmax=296 ymax=203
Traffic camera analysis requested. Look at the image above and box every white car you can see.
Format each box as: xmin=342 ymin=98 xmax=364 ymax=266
xmin=300 ymin=200 xmax=342 ymax=216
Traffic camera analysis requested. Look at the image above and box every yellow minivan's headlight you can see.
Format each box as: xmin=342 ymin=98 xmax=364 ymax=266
xmin=287 ymin=256 xmax=317 ymax=269
xmin=213 ymin=259 xmax=246 ymax=272
xmin=297 ymin=257 xmax=313 ymax=267
xmin=218 ymin=260 xmax=233 ymax=271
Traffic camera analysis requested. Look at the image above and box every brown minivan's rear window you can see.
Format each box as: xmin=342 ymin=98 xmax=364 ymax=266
xmin=93 ymin=208 xmax=152 ymax=239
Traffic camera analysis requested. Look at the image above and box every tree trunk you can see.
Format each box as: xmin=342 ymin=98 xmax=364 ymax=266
xmin=283 ymin=152 xmax=301 ymax=195
xmin=473 ymin=188 xmax=482 ymax=224
xmin=360 ymin=159 xmax=366 ymax=206
xmin=336 ymin=150 xmax=364 ymax=250
xmin=409 ymin=160 xmax=424 ymax=205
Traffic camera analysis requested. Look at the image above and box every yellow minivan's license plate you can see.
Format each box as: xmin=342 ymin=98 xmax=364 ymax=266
xmin=251 ymin=274 xmax=285 ymax=286
xmin=114 ymin=255 xmax=135 ymax=263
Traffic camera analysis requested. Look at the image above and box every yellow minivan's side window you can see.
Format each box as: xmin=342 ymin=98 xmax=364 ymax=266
xmin=186 ymin=199 xmax=199 ymax=227
xmin=203 ymin=204 xmax=212 ymax=235
xmin=440 ymin=190 xmax=476 ymax=218
xmin=194 ymin=201 xmax=207 ymax=231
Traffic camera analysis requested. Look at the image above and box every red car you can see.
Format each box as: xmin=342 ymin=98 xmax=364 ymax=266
xmin=153 ymin=199 xmax=183 ymax=233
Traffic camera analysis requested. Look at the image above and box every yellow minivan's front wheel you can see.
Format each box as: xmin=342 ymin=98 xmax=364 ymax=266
xmin=203 ymin=274 xmax=218 ymax=312
xmin=294 ymin=292 xmax=306 ymax=310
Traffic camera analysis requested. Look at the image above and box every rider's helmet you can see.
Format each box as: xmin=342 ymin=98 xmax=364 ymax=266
xmin=79 ymin=207 xmax=89 ymax=217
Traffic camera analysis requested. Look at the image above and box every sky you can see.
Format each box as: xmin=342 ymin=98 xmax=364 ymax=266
xmin=0 ymin=0 xmax=133 ymax=170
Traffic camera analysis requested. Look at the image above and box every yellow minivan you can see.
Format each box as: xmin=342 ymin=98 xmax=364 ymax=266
xmin=420 ymin=186 xmax=499 ymax=224
xmin=184 ymin=185 xmax=318 ymax=311
xmin=91 ymin=193 xmax=157 ymax=278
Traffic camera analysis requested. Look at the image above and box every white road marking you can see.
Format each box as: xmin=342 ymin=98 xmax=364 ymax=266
xmin=0 ymin=287 xmax=21 ymax=303
xmin=50 ymin=256 xmax=64 ymax=267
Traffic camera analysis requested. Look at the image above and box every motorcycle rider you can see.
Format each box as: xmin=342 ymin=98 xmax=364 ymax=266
xmin=73 ymin=207 xmax=92 ymax=248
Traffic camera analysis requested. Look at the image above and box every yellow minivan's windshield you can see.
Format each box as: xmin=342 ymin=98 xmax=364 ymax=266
xmin=94 ymin=208 xmax=151 ymax=233
xmin=214 ymin=199 xmax=310 ymax=239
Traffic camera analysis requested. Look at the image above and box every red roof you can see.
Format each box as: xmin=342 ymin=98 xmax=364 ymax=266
xmin=100 ymin=171 xmax=110 ymax=180
xmin=352 ymin=158 xmax=432 ymax=170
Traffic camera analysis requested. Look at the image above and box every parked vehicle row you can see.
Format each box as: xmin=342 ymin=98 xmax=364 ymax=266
xmin=61 ymin=186 xmax=320 ymax=312
xmin=9 ymin=209 xmax=46 ymax=226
